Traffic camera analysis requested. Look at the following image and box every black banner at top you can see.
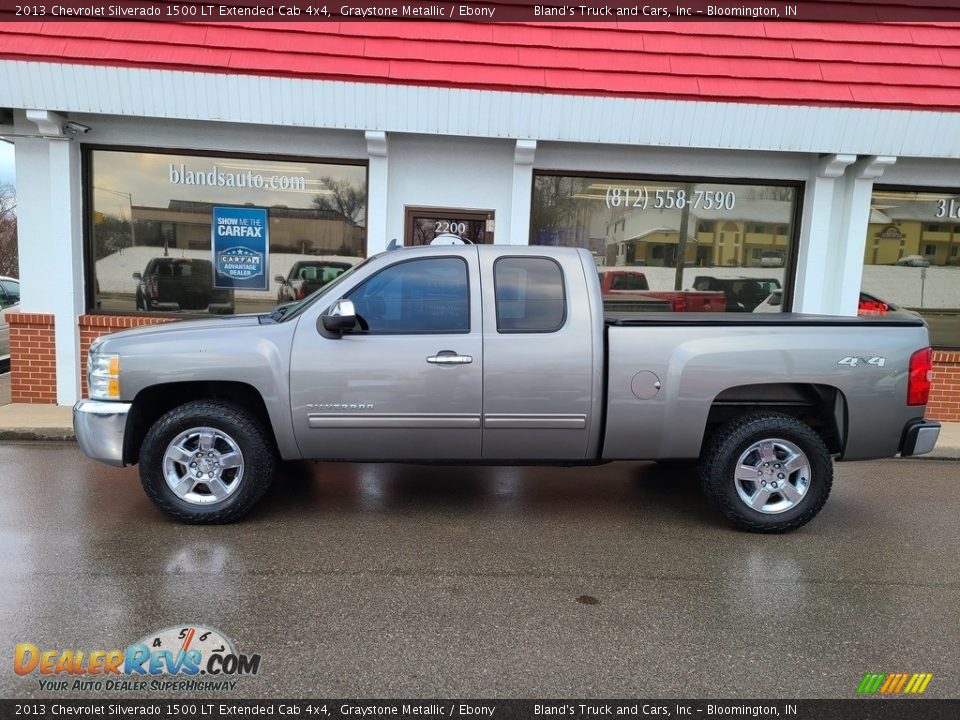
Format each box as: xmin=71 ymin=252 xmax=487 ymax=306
xmin=1 ymin=700 xmax=960 ymax=720
xmin=4 ymin=0 xmax=960 ymax=22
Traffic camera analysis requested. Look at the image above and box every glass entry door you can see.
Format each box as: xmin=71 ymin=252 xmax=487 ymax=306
xmin=405 ymin=207 xmax=494 ymax=246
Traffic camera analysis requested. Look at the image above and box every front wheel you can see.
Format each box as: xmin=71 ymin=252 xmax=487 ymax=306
xmin=139 ymin=400 xmax=276 ymax=524
xmin=699 ymin=412 xmax=832 ymax=533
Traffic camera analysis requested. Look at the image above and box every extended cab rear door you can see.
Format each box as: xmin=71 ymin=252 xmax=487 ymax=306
xmin=478 ymin=247 xmax=601 ymax=461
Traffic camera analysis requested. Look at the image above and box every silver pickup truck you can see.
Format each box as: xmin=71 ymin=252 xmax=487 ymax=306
xmin=74 ymin=244 xmax=940 ymax=532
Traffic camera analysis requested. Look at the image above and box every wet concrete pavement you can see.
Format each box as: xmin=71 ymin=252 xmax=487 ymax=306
xmin=1 ymin=443 xmax=957 ymax=699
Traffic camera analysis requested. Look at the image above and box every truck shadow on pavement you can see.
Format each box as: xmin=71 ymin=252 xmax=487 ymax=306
xmin=254 ymin=459 xmax=724 ymax=529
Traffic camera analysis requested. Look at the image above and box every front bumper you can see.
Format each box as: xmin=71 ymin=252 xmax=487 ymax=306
xmin=73 ymin=400 xmax=132 ymax=467
xmin=900 ymin=420 xmax=941 ymax=457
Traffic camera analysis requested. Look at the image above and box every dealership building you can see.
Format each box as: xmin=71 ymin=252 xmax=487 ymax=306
xmin=0 ymin=19 xmax=959 ymax=420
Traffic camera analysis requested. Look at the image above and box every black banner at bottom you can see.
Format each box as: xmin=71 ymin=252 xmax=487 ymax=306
xmin=1 ymin=700 xmax=958 ymax=720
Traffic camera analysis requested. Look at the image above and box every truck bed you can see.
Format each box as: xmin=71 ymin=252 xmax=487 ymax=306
xmin=601 ymin=310 xmax=930 ymax=464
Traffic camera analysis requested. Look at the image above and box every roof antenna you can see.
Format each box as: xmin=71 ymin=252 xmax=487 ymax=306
xmin=386 ymin=238 xmax=399 ymax=251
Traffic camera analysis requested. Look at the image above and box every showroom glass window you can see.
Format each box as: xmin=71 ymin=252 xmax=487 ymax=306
xmin=862 ymin=188 xmax=960 ymax=348
xmin=531 ymin=175 xmax=799 ymax=313
xmin=87 ymin=149 xmax=367 ymax=315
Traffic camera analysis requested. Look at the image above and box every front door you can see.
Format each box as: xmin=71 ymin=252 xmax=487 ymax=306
xmin=289 ymin=247 xmax=483 ymax=461
xmin=405 ymin=207 xmax=494 ymax=246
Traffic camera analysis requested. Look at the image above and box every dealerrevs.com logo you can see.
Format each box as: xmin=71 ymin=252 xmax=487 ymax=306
xmin=856 ymin=672 xmax=934 ymax=695
xmin=14 ymin=625 xmax=261 ymax=693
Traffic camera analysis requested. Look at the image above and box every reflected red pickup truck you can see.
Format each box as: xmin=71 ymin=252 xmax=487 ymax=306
xmin=598 ymin=268 xmax=727 ymax=312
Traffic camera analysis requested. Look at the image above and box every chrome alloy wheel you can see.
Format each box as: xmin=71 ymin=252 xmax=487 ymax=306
xmin=734 ymin=438 xmax=811 ymax=515
xmin=162 ymin=427 xmax=244 ymax=505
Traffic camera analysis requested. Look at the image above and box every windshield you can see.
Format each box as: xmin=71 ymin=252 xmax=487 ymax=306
xmin=272 ymin=256 xmax=376 ymax=322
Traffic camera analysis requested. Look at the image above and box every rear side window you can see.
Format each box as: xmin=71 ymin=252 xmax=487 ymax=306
xmin=347 ymin=257 xmax=469 ymax=334
xmin=494 ymin=257 xmax=565 ymax=333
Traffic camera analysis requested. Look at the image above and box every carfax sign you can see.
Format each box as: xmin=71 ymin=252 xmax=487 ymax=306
xmin=212 ymin=206 xmax=269 ymax=290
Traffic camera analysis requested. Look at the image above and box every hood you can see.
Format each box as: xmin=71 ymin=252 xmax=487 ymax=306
xmin=90 ymin=314 xmax=263 ymax=353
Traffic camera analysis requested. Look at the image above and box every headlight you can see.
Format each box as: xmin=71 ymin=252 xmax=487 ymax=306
xmin=88 ymin=352 xmax=121 ymax=400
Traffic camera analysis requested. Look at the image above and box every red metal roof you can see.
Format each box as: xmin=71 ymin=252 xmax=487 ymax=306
xmin=2 ymin=19 xmax=960 ymax=111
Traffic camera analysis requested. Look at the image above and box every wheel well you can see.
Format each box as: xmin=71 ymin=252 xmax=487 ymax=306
xmin=704 ymin=383 xmax=847 ymax=455
xmin=124 ymin=381 xmax=275 ymax=465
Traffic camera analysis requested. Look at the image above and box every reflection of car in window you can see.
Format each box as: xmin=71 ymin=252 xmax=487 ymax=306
xmin=133 ymin=258 xmax=234 ymax=314
xmin=754 ymin=290 xmax=907 ymax=316
xmin=0 ymin=277 xmax=20 ymax=307
xmin=895 ymin=255 xmax=931 ymax=267
xmin=0 ymin=276 xmax=20 ymax=360
xmin=598 ymin=269 xmax=726 ymax=312
xmin=275 ymin=260 xmax=357 ymax=303
xmin=693 ymin=276 xmax=782 ymax=312
xmin=760 ymin=250 xmax=785 ymax=267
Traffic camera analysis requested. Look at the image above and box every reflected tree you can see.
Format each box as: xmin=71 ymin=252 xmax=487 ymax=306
xmin=0 ymin=183 xmax=17 ymax=277
xmin=532 ymin=176 xmax=588 ymax=244
xmin=312 ymin=177 xmax=367 ymax=226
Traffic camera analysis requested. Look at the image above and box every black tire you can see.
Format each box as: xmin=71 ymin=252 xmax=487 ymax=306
xmin=699 ymin=412 xmax=832 ymax=533
xmin=139 ymin=400 xmax=276 ymax=524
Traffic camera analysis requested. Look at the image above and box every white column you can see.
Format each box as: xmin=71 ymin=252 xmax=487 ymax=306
xmin=832 ymin=156 xmax=897 ymax=316
xmin=364 ymin=130 xmax=389 ymax=255
xmin=509 ymin=139 xmax=536 ymax=245
xmin=11 ymin=136 xmax=51 ymax=313
xmin=19 ymin=110 xmax=85 ymax=405
xmin=792 ymin=154 xmax=855 ymax=314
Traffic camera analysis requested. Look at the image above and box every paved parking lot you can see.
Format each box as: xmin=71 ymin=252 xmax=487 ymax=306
xmin=0 ymin=443 xmax=957 ymax=699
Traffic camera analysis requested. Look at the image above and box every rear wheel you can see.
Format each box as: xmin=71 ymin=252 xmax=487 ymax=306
xmin=699 ymin=412 xmax=832 ymax=533
xmin=139 ymin=400 xmax=276 ymax=524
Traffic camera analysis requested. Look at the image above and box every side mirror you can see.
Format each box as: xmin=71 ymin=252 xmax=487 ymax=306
xmin=132 ymin=272 xmax=142 ymax=281
xmin=321 ymin=299 xmax=357 ymax=335
xmin=274 ymin=275 xmax=286 ymax=284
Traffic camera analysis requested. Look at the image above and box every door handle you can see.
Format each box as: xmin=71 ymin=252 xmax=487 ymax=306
xmin=427 ymin=351 xmax=473 ymax=365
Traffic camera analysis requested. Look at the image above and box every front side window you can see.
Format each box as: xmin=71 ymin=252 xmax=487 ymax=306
xmin=88 ymin=149 xmax=367 ymax=315
xmin=494 ymin=257 xmax=566 ymax=333
xmin=531 ymin=174 xmax=799 ymax=313
xmin=863 ymin=188 xmax=960 ymax=347
xmin=346 ymin=257 xmax=469 ymax=334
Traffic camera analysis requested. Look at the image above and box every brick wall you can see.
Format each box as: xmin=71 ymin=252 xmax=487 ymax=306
xmin=929 ymin=351 xmax=960 ymax=423
xmin=7 ymin=312 xmax=57 ymax=404
xmin=78 ymin=315 xmax=175 ymax=398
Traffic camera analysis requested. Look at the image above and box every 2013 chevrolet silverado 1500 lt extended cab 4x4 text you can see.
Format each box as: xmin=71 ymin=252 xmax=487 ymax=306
xmin=74 ymin=244 xmax=941 ymax=532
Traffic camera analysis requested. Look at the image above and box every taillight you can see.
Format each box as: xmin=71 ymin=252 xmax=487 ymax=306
xmin=858 ymin=299 xmax=888 ymax=315
xmin=149 ymin=279 xmax=158 ymax=297
xmin=907 ymin=347 xmax=933 ymax=406
xmin=672 ymin=296 xmax=687 ymax=313
xmin=296 ymin=285 xmax=306 ymax=300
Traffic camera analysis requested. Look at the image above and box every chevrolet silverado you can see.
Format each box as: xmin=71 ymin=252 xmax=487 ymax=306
xmin=75 ymin=244 xmax=940 ymax=532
